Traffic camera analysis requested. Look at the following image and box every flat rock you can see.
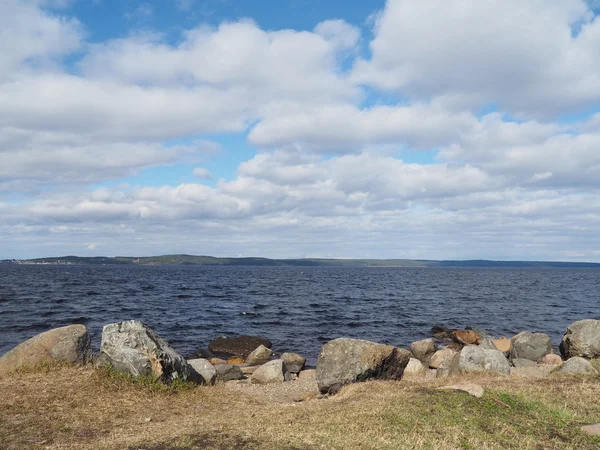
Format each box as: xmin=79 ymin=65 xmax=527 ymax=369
xmin=560 ymin=319 xmax=600 ymax=359
xmin=0 ymin=325 xmax=91 ymax=376
xmin=511 ymin=358 xmax=537 ymax=368
xmin=581 ymin=423 xmax=600 ymax=436
xmin=558 ymin=357 xmax=599 ymax=375
xmin=438 ymin=383 xmax=484 ymax=398
xmin=250 ymin=359 xmax=291 ymax=384
xmin=316 ymin=338 xmax=411 ymax=395
xmin=280 ymin=352 xmax=306 ymax=374
xmin=510 ymin=332 xmax=552 ymax=362
xmin=208 ymin=335 xmax=272 ymax=358
xmin=539 ymin=354 xmax=562 ymax=365
xmin=298 ymin=369 xmax=316 ymax=379
xmin=409 ymin=338 xmax=436 ymax=363
xmin=403 ymin=358 xmax=427 ymax=378
xmin=97 ymin=320 xmax=197 ymax=383
xmin=215 ymin=364 xmax=244 ymax=382
xmin=245 ymin=345 xmax=273 ymax=365
xmin=429 ymin=348 xmax=456 ymax=369
xmin=450 ymin=346 xmax=510 ymax=376
xmin=187 ymin=358 xmax=217 ymax=385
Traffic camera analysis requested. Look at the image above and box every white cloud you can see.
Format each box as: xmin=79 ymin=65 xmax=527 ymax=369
xmin=192 ymin=167 xmax=214 ymax=179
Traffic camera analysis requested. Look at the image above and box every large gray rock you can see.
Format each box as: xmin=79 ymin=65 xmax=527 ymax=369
xmin=560 ymin=319 xmax=600 ymax=359
xmin=214 ymin=364 xmax=244 ymax=382
xmin=0 ymin=325 xmax=91 ymax=376
xmin=409 ymin=338 xmax=436 ymax=363
xmin=98 ymin=320 xmax=196 ymax=383
xmin=187 ymin=358 xmax=217 ymax=385
xmin=316 ymin=338 xmax=411 ymax=395
xmin=250 ymin=359 xmax=291 ymax=384
xmin=450 ymin=346 xmax=510 ymax=376
xmin=280 ymin=352 xmax=306 ymax=374
xmin=558 ymin=357 xmax=599 ymax=375
xmin=245 ymin=345 xmax=273 ymax=365
xmin=510 ymin=332 xmax=552 ymax=362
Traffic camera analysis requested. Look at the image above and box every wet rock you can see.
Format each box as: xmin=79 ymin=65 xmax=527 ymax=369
xmin=250 ymin=359 xmax=291 ymax=384
xmin=280 ymin=352 xmax=306 ymax=374
xmin=316 ymin=338 xmax=411 ymax=395
xmin=510 ymin=332 xmax=552 ymax=362
xmin=215 ymin=364 xmax=244 ymax=382
xmin=560 ymin=319 xmax=600 ymax=359
xmin=491 ymin=337 xmax=511 ymax=355
xmin=208 ymin=335 xmax=272 ymax=358
xmin=539 ymin=354 xmax=562 ymax=365
xmin=452 ymin=330 xmax=481 ymax=346
xmin=512 ymin=358 xmax=537 ymax=368
xmin=438 ymin=383 xmax=484 ymax=398
xmin=409 ymin=338 xmax=436 ymax=363
xmin=245 ymin=345 xmax=273 ymax=365
xmin=431 ymin=325 xmax=454 ymax=339
xmin=187 ymin=358 xmax=216 ymax=385
xmin=403 ymin=358 xmax=427 ymax=378
xmin=0 ymin=325 xmax=91 ymax=376
xmin=429 ymin=348 xmax=456 ymax=369
xmin=558 ymin=357 xmax=598 ymax=375
xmin=449 ymin=346 xmax=510 ymax=376
xmin=298 ymin=369 xmax=316 ymax=379
xmin=98 ymin=320 xmax=197 ymax=383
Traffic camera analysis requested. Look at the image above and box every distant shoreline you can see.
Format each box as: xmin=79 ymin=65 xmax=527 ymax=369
xmin=2 ymin=254 xmax=600 ymax=268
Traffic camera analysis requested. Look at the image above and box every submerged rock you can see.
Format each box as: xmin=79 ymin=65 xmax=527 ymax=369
xmin=98 ymin=320 xmax=197 ymax=383
xmin=316 ymin=338 xmax=410 ymax=395
xmin=0 ymin=325 xmax=91 ymax=376
xmin=208 ymin=335 xmax=272 ymax=358
xmin=560 ymin=319 xmax=600 ymax=360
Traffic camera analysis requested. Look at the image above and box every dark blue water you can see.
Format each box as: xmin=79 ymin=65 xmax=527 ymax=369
xmin=1 ymin=264 xmax=599 ymax=364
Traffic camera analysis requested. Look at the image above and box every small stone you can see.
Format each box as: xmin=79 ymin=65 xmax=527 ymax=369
xmin=581 ymin=424 xmax=600 ymax=436
xmin=438 ymin=383 xmax=484 ymax=398
xmin=245 ymin=345 xmax=273 ymax=365
xmin=215 ymin=364 xmax=244 ymax=382
xmin=491 ymin=337 xmax=511 ymax=354
xmin=403 ymin=358 xmax=427 ymax=378
xmin=227 ymin=356 xmax=245 ymax=365
xmin=511 ymin=358 xmax=537 ymax=368
xmin=144 ymin=417 xmax=152 ymax=423
xmin=558 ymin=357 xmax=599 ymax=375
xmin=280 ymin=352 xmax=306 ymax=374
xmin=539 ymin=354 xmax=562 ymax=365
xmin=298 ymin=369 xmax=316 ymax=379
xmin=429 ymin=348 xmax=456 ymax=369
xmin=452 ymin=330 xmax=481 ymax=346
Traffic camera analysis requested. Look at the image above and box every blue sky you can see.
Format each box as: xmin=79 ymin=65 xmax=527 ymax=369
xmin=1 ymin=0 xmax=600 ymax=260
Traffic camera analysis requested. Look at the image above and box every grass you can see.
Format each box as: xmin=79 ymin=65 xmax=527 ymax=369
xmin=1 ymin=364 xmax=600 ymax=449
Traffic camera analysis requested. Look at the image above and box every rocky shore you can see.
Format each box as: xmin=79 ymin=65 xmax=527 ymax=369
xmin=1 ymin=318 xmax=599 ymax=398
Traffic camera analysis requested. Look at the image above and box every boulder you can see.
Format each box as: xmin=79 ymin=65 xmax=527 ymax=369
xmin=187 ymin=358 xmax=217 ymax=385
xmin=215 ymin=364 xmax=244 ymax=382
xmin=478 ymin=339 xmax=499 ymax=351
xmin=560 ymin=319 xmax=600 ymax=359
xmin=510 ymin=332 xmax=552 ymax=362
xmin=452 ymin=330 xmax=481 ymax=346
xmin=409 ymin=338 xmax=436 ymax=363
xmin=208 ymin=335 xmax=272 ymax=358
xmin=429 ymin=348 xmax=456 ymax=369
xmin=558 ymin=357 xmax=599 ymax=375
xmin=403 ymin=358 xmax=427 ymax=378
xmin=491 ymin=337 xmax=511 ymax=355
xmin=280 ymin=352 xmax=306 ymax=374
xmin=298 ymin=369 xmax=316 ymax=379
xmin=250 ymin=359 xmax=291 ymax=384
xmin=438 ymin=383 xmax=484 ymax=398
xmin=98 ymin=320 xmax=197 ymax=383
xmin=512 ymin=358 xmax=537 ymax=368
xmin=539 ymin=354 xmax=562 ymax=365
xmin=316 ymin=338 xmax=410 ymax=395
xmin=245 ymin=345 xmax=273 ymax=365
xmin=436 ymin=356 xmax=454 ymax=378
xmin=0 ymin=325 xmax=91 ymax=376
xmin=449 ymin=346 xmax=510 ymax=376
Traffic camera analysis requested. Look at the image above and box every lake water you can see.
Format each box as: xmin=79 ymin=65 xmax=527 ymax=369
xmin=1 ymin=264 xmax=599 ymax=364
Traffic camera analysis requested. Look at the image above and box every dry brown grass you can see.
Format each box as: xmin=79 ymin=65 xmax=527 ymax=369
xmin=1 ymin=364 xmax=600 ymax=450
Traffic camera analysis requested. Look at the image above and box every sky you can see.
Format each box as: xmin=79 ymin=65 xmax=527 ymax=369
xmin=1 ymin=0 xmax=600 ymax=261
